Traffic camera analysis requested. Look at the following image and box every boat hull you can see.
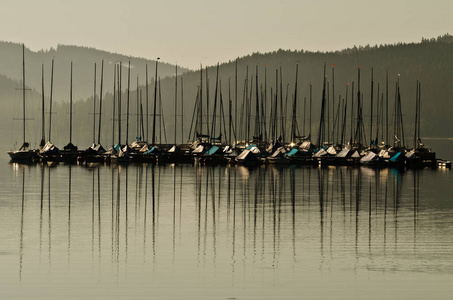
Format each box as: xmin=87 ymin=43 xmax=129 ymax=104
xmin=7 ymin=150 xmax=38 ymax=162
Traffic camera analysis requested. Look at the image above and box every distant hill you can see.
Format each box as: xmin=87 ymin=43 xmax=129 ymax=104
xmin=153 ymin=34 xmax=453 ymax=144
xmin=0 ymin=41 xmax=190 ymax=102
xmin=1 ymin=35 xmax=453 ymax=149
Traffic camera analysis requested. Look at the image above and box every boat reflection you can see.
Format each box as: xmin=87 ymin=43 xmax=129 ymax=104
xmin=13 ymin=164 xmax=431 ymax=284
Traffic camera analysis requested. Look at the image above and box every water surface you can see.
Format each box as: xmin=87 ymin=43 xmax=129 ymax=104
xmin=0 ymin=155 xmax=452 ymax=299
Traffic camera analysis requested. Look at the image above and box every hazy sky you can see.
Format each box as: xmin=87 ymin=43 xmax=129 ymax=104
xmin=1 ymin=0 xmax=452 ymax=69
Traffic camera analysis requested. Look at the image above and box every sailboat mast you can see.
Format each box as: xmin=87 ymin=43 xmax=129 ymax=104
xmin=49 ymin=58 xmax=54 ymax=142
xmin=219 ymin=79 xmax=228 ymax=143
xmin=136 ymin=75 xmax=139 ymax=139
xmin=210 ymin=64 xmax=219 ymax=143
xmin=22 ymin=44 xmax=26 ymax=146
xmin=375 ymin=83 xmax=380 ymax=144
xmin=152 ymin=58 xmax=159 ymax=145
xmin=274 ymin=69 xmax=278 ymax=141
xmin=235 ymin=59 xmax=238 ymax=143
xmin=146 ymin=64 xmax=149 ymax=142
xmin=158 ymin=78 xmax=167 ymax=143
xmin=206 ymin=67 xmax=210 ymax=139
xmin=93 ymin=63 xmax=97 ymax=144
xmin=303 ymin=96 xmax=306 ymax=138
xmin=285 ymin=82 xmax=289 ymax=142
xmin=417 ymin=82 xmax=422 ymax=142
xmin=174 ymin=65 xmax=178 ymax=145
xmin=309 ymin=83 xmax=312 ymax=141
xmin=228 ymin=78 xmax=231 ymax=143
xmin=350 ymin=81 xmax=354 ymax=145
xmin=370 ymin=68 xmax=374 ymax=146
xmin=245 ymin=66 xmax=249 ymax=142
xmin=260 ymin=84 xmax=267 ymax=142
xmin=291 ymin=63 xmax=298 ymax=143
xmin=414 ymin=78 xmax=419 ymax=149
xmin=332 ymin=64 xmax=335 ymax=144
xmin=98 ymin=60 xmax=104 ymax=145
xmin=254 ymin=65 xmax=260 ymax=140
xmin=41 ymin=64 xmax=45 ymax=146
xmin=398 ymin=77 xmax=405 ymax=147
xmin=317 ymin=63 xmax=327 ymax=147
xmin=393 ymin=81 xmax=398 ymax=146
xmin=354 ymin=66 xmax=362 ymax=146
xmin=140 ymin=90 xmax=145 ymax=140
xmin=386 ymin=69 xmax=389 ymax=145
xmin=279 ymin=66 xmax=284 ymax=142
xmin=199 ymin=66 xmax=203 ymax=138
xmin=264 ymin=64 xmax=268 ymax=142
xmin=126 ymin=61 xmax=130 ymax=145
xmin=341 ymin=83 xmax=349 ymax=146
xmin=112 ymin=63 xmax=116 ymax=146
xmin=118 ymin=62 xmax=122 ymax=145
xmin=70 ymin=61 xmax=73 ymax=144
xmin=181 ymin=75 xmax=184 ymax=145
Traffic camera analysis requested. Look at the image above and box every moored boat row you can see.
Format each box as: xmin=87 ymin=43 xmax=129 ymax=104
xmin=15 ymin=138 xmax=447 ymax=170
xmin=6 ymin=45 xmax=451 ymax=170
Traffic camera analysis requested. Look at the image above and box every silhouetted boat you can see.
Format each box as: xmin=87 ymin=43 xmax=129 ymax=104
xmin=7 ymin=45 xmax=39 ymax=162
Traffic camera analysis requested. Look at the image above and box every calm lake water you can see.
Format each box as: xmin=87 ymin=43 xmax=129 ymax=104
xmin=0 ymin=150 xmax=452 ymax=299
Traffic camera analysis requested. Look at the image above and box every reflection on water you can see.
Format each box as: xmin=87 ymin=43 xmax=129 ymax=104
xmin=1 ymin=163 xmax=453 ymax=299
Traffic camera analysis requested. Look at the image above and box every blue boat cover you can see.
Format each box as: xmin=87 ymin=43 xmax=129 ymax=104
xmin=389 ymin=152 xmax=402 ymax=163
xmin=286 ymin=148 xmax=299 ymax=157
xmin=144 ymin=146 xmax=160 ymax=155
xmin=205 ymin=145 xmax=220 ymax=155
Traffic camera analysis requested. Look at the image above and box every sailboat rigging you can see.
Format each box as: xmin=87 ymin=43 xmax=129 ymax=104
xmin=7 ymin=44 xmax=38 ymax=162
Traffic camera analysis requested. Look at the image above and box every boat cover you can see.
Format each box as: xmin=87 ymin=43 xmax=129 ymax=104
xmin=236 ymin=149 xmax=258 ymax=162
xmin=351 ymin=150 xmax=361 ymax=158
xmin=249 ymin=146 xmax=260 ymax=154
xmin=192 ymin=145 xmax=205 ymax=154
xmin=90 ymin=143 xmax=105 ymax=153
xmin=117 ymin=147 xmax=129 ymax=158
xmin=63 ymin=142 xmax=78 ymax=151
xmin=286 ymin=148 xmax=299 ymax=157
xmin=40 ymin=142 xmax=60 ymax=154
xmin=205 ymin=145 xmax=221 ymax=155
xmin=223 ymin=145 xmax=232 ymax=154
xmin=378 ymin=149 xmax=390 ymax=158
xmin=336 ymin=148 xmax=350 ymax=158
xmin=389 ymin=152 xmax=403 ymax=163
xmin=139 ymin=144 xmax=150 ymax=152
xmin=314 ymin=148 xmax=328 ymax=157
xmin=168 ymin=145 xmax=182 ymax=153
xmin=360 ymin=151 xmax=377 ymax=163
xmin=270 ymin=147 xmax=286 ymax=158
xmin=266 ymin=141 xmax=282 ymax=153
xmin=144 ymin=146 xmax=161 ymax=155
xmin=225 ymin=150 xmax=238 ymax=157
xmin=405 ymin=150 xmax=415 ymax=158
xmin=327 ymin=146 xmax=337 ymax=155
xmin=122 ymin=145 xmax=132 ymax=153
xmin=130 ymin=141 xmax=145 ymax=148
xmin=299 ymin=141 xmax=312 ymax=151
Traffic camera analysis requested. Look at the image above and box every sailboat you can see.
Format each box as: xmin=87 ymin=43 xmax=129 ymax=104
xmin=7 ymin=44 xmax=38 ymax=162
xmin=80 ymin=60 xmax=106 ymax=164
xmin=60 ymin=61 xmax=80 ymax=163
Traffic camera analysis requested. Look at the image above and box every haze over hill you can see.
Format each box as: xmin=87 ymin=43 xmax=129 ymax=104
xmin=1 ymin=35 xmax=452 ymax=151
xmin=0 ymin=41 xmax=189 ymax=102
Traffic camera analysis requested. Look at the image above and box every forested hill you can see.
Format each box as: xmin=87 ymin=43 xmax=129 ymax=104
xmin=172 ymin=34 xmax=453 ymax=141
xmin=1 ymin=35 xmax=452 ymax=149
xmin=0 ymin=41 xmax=188 ymax=102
